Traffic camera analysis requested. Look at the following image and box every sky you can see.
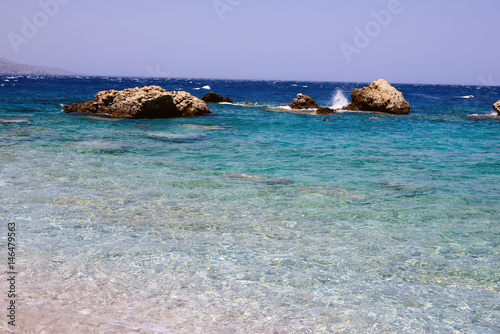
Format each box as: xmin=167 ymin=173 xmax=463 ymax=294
xmin=1 ymin=0 xmax=499 ymax=85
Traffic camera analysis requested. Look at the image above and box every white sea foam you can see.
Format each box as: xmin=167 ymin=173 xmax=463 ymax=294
xmin=459 ymin=95 xmax=474 ymax=99
xmin=202 ymin=85 xmax=211 ymax=90
xmin=270 ymin=105 xmax=292 ymax=110
xmin=233 ymin=102 xmax=257 ymax=107
xmin=469 ymin=112 xmax=499 ymax=119
xmin=330 ymin=89 xmax=349 ymax=109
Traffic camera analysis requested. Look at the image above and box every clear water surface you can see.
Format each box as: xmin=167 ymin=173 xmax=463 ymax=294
xmin=0 ymin=76 xmax=498 ymax=333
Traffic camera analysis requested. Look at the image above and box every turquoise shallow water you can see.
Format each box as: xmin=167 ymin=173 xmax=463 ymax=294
xmin=0 ymin=76 xmax=499 ymax=333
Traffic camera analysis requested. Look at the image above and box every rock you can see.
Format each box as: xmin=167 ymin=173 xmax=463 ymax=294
xmin=290 ymin=93 xmax=320 ymax=109
xmin=202 ymin=92 xmax=233 ymax=103
xmin=346 ymin=79 xmax=411 ymax=114
xmin=169 ymin=90 xmax=212 ymax=117
xmin=63 ymin=86 xmax=210 ymax=118
xmin=493 ymin=100 xmax=500 ymax=114
xmin=314 ymin=107 xmax=336 ymax=115
xmin=184 ymin=124 xmax=230 ymax=130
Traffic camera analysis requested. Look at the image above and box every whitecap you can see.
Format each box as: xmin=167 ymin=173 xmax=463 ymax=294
xmin=291 ymin=84 xmax=298 ymax=87
xmin=268 ymin=105 xmax=292 ymax=111
xmin=0 ymin=119 xmax=31 ymax=123
xmin=458 ymin=95 xmax=474 ymax=99
xmin=468 ymin=112 xmax=499 ymax=119
xmin=302 ymin=85 xmax=308 ymax=88
xmin=330 ymin=89 xmax=349 ymax=109
xmin=193 ymin=88 xmax=201 ymax=90
xmin=233 ymin=102 xmax=257 ymax=107
xmin=202 ymin=85 xmax=211 ymax=90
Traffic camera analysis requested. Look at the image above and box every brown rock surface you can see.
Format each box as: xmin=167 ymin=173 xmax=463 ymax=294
xmin=290 ymin=93 xmax=320 ymax=109
xmin=63 ymin=86 xmax=210 ymax=118
xmin=314 ymin=107 xmax=336 ymax=115
xmin=493 ymin=100 xmax=500 ymax=114
xmin=202 ymin=92 xmax=233 ymax=103
xmin=346 ymin=79 xmax=411 ymax=114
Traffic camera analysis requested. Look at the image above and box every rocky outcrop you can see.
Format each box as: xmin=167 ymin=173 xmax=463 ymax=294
xmin=493 ymin=100 xmax=500 ymax=115
xmin=314 ymin=107 xmax=336 ymax=115
xmin=63 ymin=86 xmax=210 ymax=118
xmin=346 ymin=79 xmax=411 ymax=114
xmin=0 ymin=57 xmax=75 ymax=76
xmin=202 ymin=92 xmax=233 ymax=103
xmin=290 ymin=93 xmax=320 ymax=109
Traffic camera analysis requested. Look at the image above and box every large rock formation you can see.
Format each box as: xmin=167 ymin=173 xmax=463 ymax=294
xmin=63 ymin=86 xmax=210 ymax=118
xmin=202 ymin=92 xmax=233 ymax=103
xmin=493 ymin=100 xmax=500 ymax=115
xmin=346 ymin=79 xmax=411 ymax=114
xmin=290 ymin=93 xmax=320 ymax=109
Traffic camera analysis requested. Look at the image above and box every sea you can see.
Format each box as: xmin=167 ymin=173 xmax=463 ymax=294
xmin=0 ymin=75 xmax=499 ymax=333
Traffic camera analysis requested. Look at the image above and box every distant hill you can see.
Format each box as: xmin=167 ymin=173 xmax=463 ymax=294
xmin=0 ymin=57 xmax=76 ymax=76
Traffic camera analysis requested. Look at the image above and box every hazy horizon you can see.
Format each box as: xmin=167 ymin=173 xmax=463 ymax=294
xmin=1 ymin=0 xmax=499 ymax=86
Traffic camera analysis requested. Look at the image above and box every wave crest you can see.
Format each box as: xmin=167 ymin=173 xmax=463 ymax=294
xmin=330 ymin=89 xmax=349 ymax=109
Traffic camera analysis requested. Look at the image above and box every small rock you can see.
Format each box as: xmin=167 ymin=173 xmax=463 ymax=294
xmin=202 ymin=92 xmax=233 ymax=103
xmin=493 ymin=100 xmax=500 ymax=114
xmin=290 ymin=93 xmax=320 ymax=109
xmin=314 ymin=107 xmax=336 ymax=115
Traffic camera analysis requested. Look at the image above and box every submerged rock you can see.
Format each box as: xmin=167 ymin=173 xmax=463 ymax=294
xmin=225 ymin=173 xmax=293 ymax=185
xmin=290 ymin=93 xmax=320 ymax=109
xmin=183 ymin=124 xmax=230 ymax=130
xmin=493 ymin=100 xmax=500 ymax=114
xmin=314 ymin=107 xmax=336 ymax=115
xmin=202 ymin=92 xmax=233 ymax=103
xmin=64 ymin=86 xmax=210 ymax=118
xmin=346 ymin=79 xmax=411 ymax=114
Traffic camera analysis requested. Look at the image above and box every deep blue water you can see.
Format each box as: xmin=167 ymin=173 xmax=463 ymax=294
xmin=0 ymin=75 xmax=499 ymax=333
